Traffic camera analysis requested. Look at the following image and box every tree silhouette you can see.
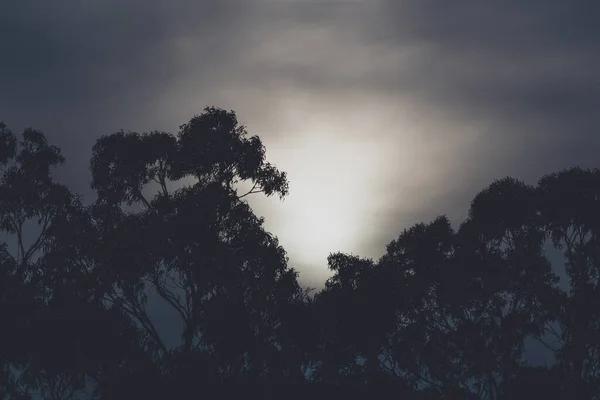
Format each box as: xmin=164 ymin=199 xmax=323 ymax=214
xmin=0 ymin=122 xmax=80 ymax=398
xmin=87 ymin=107 xmax=306 ymax=391
xmin=537 ymin=167 xmax=600 ymax=396
xmin=2 ymin=111 xmax=600 ymax=399
xmin=308 ymin=178 xmax=573 ymax=399
xmin=451 ymin=177 xmax=561 ymax=398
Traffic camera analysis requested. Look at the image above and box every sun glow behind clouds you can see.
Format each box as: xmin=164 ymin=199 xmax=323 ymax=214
xmin=239 ymin=100 xmax=406 ymax=285
xmin=274 ymin=134 xmax=373 ymax=264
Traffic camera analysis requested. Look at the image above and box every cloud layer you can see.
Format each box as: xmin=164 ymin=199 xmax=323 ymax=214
xmin=2 ymin=0 xmax=599 ymax=289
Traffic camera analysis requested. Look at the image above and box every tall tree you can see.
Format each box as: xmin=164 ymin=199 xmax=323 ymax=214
xmin=88 ymin=107 xmax=307 ymax=389
xmin=6 ymin=111 xmax=600 ymax=399
xmin=0 ymin=122 xmax=80 ymax=398
xmin=538 ymin=167 xmax=600 ymax=397
xmin=452 ymin=177 xmax=561 ymax=399
xmin=313 ymin=218 xmax=463 ymax=393
xmin=311 ymin=178 xmax=562 ymax=399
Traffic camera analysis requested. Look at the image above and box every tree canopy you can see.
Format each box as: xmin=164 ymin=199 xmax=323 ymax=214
xmin=1 ymin=108 xmax=599 ymax=399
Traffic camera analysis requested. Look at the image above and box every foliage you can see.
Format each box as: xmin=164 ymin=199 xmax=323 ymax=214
xmin=1 ymin=111 xmax=600 ymax=399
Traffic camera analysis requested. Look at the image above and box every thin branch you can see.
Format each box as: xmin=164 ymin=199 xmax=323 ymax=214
xmin=414 ymin=370 xmax=445 ymax=391
xmin=150 ymin=276 xmax=189 ymax=324
xmin=104 ymin=293 xmax=167 ymax=354
xmin=238 ymin=189 xmax=264 ymax=199
xmin=135 ymin=189 xmax=152 ymax=210
xmin=535 ymin=337 xmax=559 ymax=353
xmin=159 ymin=162 xmax=169 ymax=198
xmin=14 ymin=217 xmax=26 ymax=265
xmin=546 ymin=323 xmax=563 ymax=344
xmin=23 ymin=214 xmax=51 ymax=264
xmin=238 ymin=182 xmax=263 ymax=199
xmin=565 ymin=228 xmax=577 ymax=254
xmin=129 ymin=295 xmax=168 ymax=352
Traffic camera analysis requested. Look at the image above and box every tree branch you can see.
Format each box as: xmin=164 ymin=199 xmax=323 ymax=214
xmin=238 ymin=182 xmax=263 ymax=199
xmin=104 ymin=293 xmax=167 ymax=355
xmin=23 ymin=215 xmax=51 ymax=264
xmin=150 ymin=276 xmax=189 ymax=325
xmin=13 ymin=217 xmax=26 ymax=265
xmin=159 ymin=161 xmax=169 ymax=198
xmin=137 ymin=190 xmax=152 ymax=210
xmin=535 ymin=337 xmax=559 ymax=353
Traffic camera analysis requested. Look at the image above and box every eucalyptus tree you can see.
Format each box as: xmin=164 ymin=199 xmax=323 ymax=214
xmin=0 ymin=121 xmax=84 ymax=398
xmin=0 ymin=122 xmax=141 ymax=399
xmin=313 ymin=218 xmax=464 ymax=393
xmin=88 ymin=107 xmax=308 ymax=388
xmin=450 ymin=177 xmax=561 ymax=399
xmin=311 ymin=178 xmax=562 ymax=400
xmin=538 ymin=167 xmax=600 ymax=398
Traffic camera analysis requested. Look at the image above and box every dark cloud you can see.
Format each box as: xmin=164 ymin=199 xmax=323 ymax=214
xmin=1 ymin=0 xmax=599 ymax=285
xmin=1 ymin=0 xmax=252 ymax=195
xmin=377 ymin=1 xmax=600 ymax=123
xmin=302 ymin=0 xmax=599 ymax=250
xmin=1 ymin=0 xmax=599 ymax=366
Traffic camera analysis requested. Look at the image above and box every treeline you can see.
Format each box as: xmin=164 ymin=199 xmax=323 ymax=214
xmin=0 ymin=108 xmax=599 ymax=399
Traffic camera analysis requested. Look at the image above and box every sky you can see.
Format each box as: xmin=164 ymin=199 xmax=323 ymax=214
xmin=2 ymin=1 xmax=600 ymax=294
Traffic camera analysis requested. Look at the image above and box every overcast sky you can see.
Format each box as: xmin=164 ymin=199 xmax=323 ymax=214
xmin=2 ymin=0 xmax=600 ymax=294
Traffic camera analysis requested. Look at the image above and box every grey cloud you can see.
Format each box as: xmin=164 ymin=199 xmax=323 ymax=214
xmin=1 ymin=0 xmax=600 ymax=283
xmin=0 ymin=0 xmax=255 ymax=121
xmin=1 ymin=0 xmax=599 ymax=362
xmin=1 ymin=0 xmax=255 ymax=194
xmin=344 ymin=1 xmax=600 ymax=240
xmin=241 ymin=1 xmax=600 ymax=130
